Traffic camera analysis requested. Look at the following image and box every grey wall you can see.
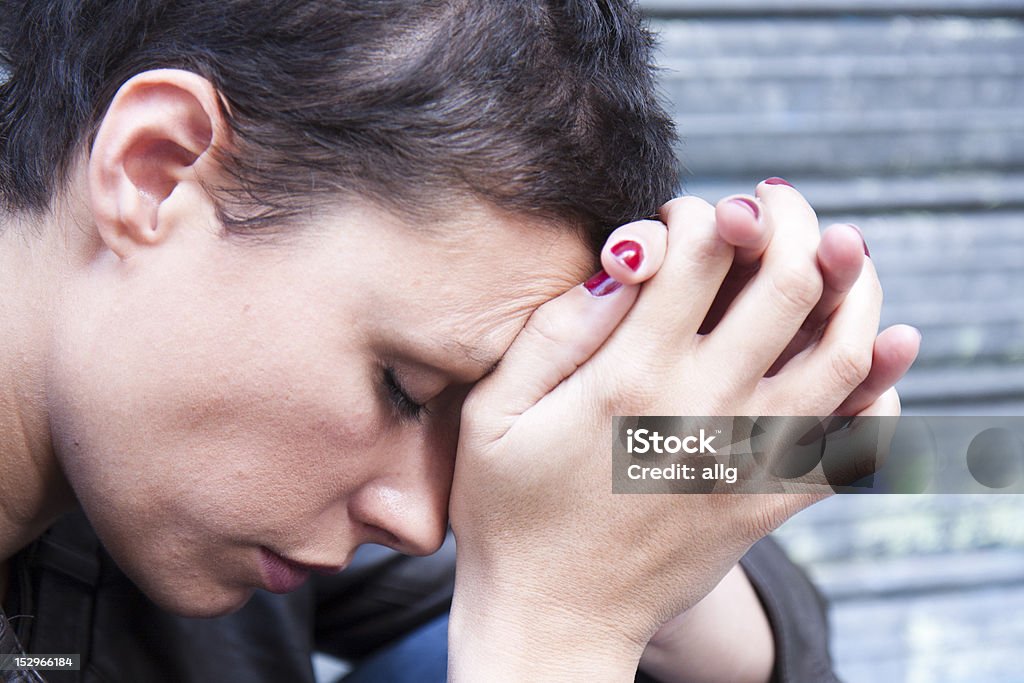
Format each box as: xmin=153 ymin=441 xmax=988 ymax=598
xmin=643 ymin=1 xmax=1024 ymax=415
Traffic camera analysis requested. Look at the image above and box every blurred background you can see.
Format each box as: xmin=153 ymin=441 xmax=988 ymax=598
xmin=639 ymin=0 xmax=1023 ymax=680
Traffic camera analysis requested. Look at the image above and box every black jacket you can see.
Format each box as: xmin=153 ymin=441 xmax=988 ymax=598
xmin=2 ymin=510 xmax=840 ymax=682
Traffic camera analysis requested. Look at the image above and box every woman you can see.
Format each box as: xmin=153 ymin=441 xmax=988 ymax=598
xmin=0 ymin=1 xmax=920 ymax=681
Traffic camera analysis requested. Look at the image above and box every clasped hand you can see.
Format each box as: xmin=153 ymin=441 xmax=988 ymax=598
xmin=447 ymin=181 xmax=920 ymax=681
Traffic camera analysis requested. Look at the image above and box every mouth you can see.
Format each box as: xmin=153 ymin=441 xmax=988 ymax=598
xmin=258 ymin=547 xmax=346 ymax=594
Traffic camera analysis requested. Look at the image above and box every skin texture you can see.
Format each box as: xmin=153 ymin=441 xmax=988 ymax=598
xmin=0 ymin=69 xmax=919 ymax=682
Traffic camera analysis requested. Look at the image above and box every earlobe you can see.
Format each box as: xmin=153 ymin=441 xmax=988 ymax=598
xmin=88 ymin=69 xmax=224 ymax=259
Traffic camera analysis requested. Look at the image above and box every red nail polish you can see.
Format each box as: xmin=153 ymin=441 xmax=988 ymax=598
xmin=848 ymin=224 xmax=870 ymax=257
xmin=764 ymin=177 xmax=794 ymax=187
xmin=611 ymin=240 xmax=644 ymax=272
xmin=729 ymin=197 xmax=760 ymax=220
xmin=584 ymin=269 xmax=623 ymax=297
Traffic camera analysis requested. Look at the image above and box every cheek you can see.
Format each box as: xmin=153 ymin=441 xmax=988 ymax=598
xmin=47 ymin=277 xmax=384 ymax=565
xmin=53 ymin=356 xmax=383 ymax=538
xmin=48 ymin=339 xmax=387 ymax=614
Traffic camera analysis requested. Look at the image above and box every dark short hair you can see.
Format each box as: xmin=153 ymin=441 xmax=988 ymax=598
xmin=0 ymin=0 xmax=677 ymax=249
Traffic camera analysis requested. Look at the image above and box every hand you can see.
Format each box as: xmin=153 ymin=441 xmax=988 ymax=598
xmin=447 ymin=182 xmax=912 ymax=680
xmin=616 ymin=185 xmax=916 ymax=682
xmin=601 ymin=187 xmax=919 ymax=416
xmin=710 ymin=190 xmax=919 ymax=414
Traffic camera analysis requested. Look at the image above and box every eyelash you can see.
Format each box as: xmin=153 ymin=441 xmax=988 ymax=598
xmin=382 ymin=365 xmax=428 ymax=422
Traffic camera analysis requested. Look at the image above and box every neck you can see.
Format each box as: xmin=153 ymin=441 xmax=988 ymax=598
xmin=0 ymin=208 xmax=81 ymax=565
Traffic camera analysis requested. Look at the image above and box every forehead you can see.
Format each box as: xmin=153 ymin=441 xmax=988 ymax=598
xmin=337 ymin=200 xmax=597 ymax=379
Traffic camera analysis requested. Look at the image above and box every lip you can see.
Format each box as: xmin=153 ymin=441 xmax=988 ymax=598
xmin=286 ymin=557 xmax=348 ymax=576
xmin=259 ymin=547 xmax=312 ymax=593
xmin=259 ymin=547 xmax=347 ymax=593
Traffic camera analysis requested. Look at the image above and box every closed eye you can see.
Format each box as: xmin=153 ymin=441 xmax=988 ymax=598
xmin=382 ymin=365 xmax=428 ymax=422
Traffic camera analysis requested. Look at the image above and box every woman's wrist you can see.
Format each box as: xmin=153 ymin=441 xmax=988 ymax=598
xmin=640 ymin=565 xmax=774 ymax=683
xmin=448 ymin=571 xmax=646 ymax=682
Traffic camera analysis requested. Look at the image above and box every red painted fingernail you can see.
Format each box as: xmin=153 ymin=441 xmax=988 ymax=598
xmin=584 ymin=269 xmax=623 ymax=297
xmin=848 ymin=224 xmax=870 ymax=257
xmin=729 ymin=197 xmax=760 ymax=221
xmin=764 ymin=177 xmax=793 ymax=187
xmin=611 ymin=240 xmax=644 ymax=272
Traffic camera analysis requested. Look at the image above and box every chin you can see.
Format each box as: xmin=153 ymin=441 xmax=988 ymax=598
xmin=136 ymin=572 xmax=256 ymax=618
xmin=158 ymin=586 xmax=255 ymax=618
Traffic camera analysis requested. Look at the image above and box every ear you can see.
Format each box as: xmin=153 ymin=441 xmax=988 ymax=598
xmin=88 ymin=69 xmax=226 ymax=259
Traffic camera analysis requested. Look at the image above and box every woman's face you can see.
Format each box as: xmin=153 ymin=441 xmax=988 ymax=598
xmin=47 ymin=198 xmax=593 ymax=616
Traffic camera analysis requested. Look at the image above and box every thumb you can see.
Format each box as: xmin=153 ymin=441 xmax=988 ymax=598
xmin=600 ymin=219 xmax=668 ymax=285
xmin=468 ymin=223 xmax=668 ymax=428
xmin=467 ymin=268 xmax=646 ymax=435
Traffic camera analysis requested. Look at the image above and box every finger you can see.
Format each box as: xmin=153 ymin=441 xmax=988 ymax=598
xmin=600 ymin=219 xmax=668 ymax=286
xmin=755 ymin=415 xmax=887 ymax=493
xmin=468 ymin=276 xmax=642 ymax=431
xmin=842 ymin=387 xmax=902 ymax=481
xmin=805 ymin=223 xmax=867 ymax=328
xmin=834 ymin=325 xmax=921 ymax=416
xmin=812 ymin=406 xmax=900 ymax=491
xmin=692 ymin=194 xmax=769 ymax=335
xmin=696 ymin=260 xmax=759 ymax=335
xmin=701 ymin=179 xmax=823 ymax=384
xmin=766 ymin=223 xmax=867 ymax=374
xmin=606 ymin=196 xmax=734 ymax=346
xmin=855 ymin=386 xmax=902 ymax=417
xmin=715 ymin=194 xmax=769 ymax=266
xmin=758 ymin=260 xmax=883 ymax=414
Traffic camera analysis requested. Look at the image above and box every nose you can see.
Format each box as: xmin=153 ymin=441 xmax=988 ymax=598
xmin=348 ymin=426 xmax=455 ymax=555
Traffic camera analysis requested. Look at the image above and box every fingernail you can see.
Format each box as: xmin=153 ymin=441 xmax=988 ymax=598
xmin=848 ymin=224 xmax=870 ymax=257
xmin=825 ymin=415 xmax=857 ymax=438
xmin=795 ymin=423 xmax=825 ymax=447
xmin=729 ymin=197 xmax=760 ymax=221
xmin=584 ymin=269 xmax=623 ymax=297
xmin=764 ymin=177 xmax=794 ymax=187
xmin=914 ymin=327 xmax=923 ymax=342
xmin=611 ymin=240 xmax=644 ymax=272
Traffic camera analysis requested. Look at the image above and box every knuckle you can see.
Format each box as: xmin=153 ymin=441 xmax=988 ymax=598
xmin=829 ymin=343 xmax=872 ymax=391
xmin=596 ymin=350 xmax=675 ymax=415
xmin=683 ymin=225 xmax=732 ymax=265
xmin=604 ymin=373 xmax=658 ymax=416
xmin=522 ymin=306 xmax=566 ymax=351
xmin=662 ymin=221 xmax=730 ymax=274
xmin=662 ymin=196 xmax=714 ymax=223
xmin=768 ymin=260 xmax=823 ymax=314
